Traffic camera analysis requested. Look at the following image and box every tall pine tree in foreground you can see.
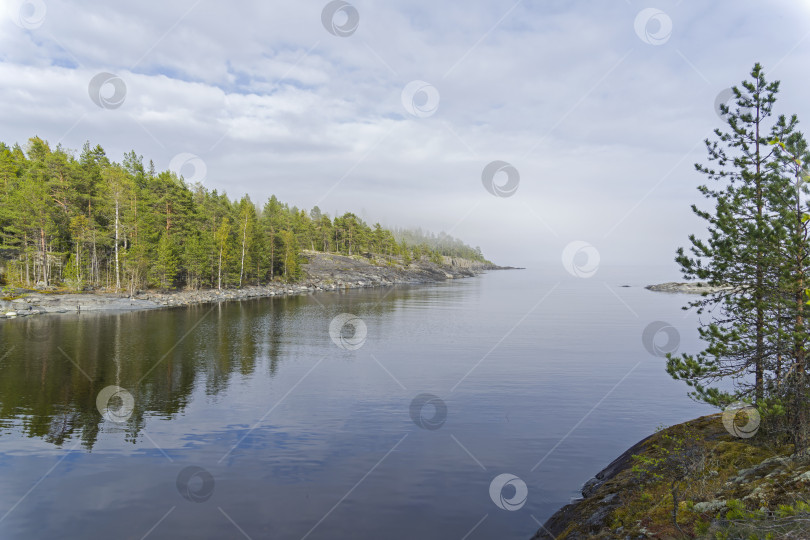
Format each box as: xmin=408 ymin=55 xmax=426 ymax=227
xmin=666 ymin=63 xmax=810 ymax=454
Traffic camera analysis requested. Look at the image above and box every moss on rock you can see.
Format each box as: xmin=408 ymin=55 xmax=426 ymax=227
xmin=532 ymin=414 xmax=810 ymax=539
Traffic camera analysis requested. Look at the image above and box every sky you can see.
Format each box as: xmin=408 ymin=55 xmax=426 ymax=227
xmin=1 ymin=0 xmax=809 ymax=270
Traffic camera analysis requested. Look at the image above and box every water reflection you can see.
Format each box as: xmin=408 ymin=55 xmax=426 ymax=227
xmin=0 ymin=274 xmax=711 ymax=540
xmin=0 ymin=287 xmax=436 ymax=451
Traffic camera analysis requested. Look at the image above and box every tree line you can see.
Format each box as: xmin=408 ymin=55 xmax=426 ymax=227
xmin=391 ymin=227 xmax=486 ymax=262
xmin=0 ymin=138 xmax=489 ymax=293
xmin=667 ymin=64 xmax=810 ymax=454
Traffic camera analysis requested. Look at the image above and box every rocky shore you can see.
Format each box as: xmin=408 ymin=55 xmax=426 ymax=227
xmin=531 ymin=414 xmax=810 ymax=539
xmin=532 ymin=431 xmax=659 ymax=540
xmin=645 ymin=282 xmax=733 ymax=294
xmin=0 ymin=251 xmax=507 ymax=318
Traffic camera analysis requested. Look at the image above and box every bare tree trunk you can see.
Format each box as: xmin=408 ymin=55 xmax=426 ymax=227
xmin=218 ymin=246 xmax=223 ymax=291
xmin=270 ymin=228 xmax=275 ymax=279
xmin=114 ymin=197 xmax=120 ymax=290
xmin=40 ymin=227 xmax=48 ymax=286
xmin=23 ymin=233 xmax=30 ymax=286
xmin=671 ymin=482 xmax=685 ymax=536
xmin=239 ymin=213 xmax=247 ymax=287
xmin=92 ymin=230 xmax=98 ymax=287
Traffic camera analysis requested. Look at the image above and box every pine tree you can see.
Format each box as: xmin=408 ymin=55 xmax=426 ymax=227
xmin=667 ymin=64 xmax=794 ymax=406
xmin=767 ymin=130 xmax=810 ymax=453
xmin=215 ymin=217 xmax=231 ymax=290
xmin=156 ymin=233 xmax=180 ymax=289
xmin=280 ymin=229 xmax=301 ymax=280
xmin=0 ymin=136 xmax=487 ymax=291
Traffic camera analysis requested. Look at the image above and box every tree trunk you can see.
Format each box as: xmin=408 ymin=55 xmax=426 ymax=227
xmin=754 ymin=97 xmax=764 ymax=403
xmin=239 ymin=213 xmax=247 ymax=287
xmin=23 ymin=233 xmax=30 ymax=286
xmin=40 ymin=227 xmax=48 ymax=286
xmin=92 ymin=230 xmax=98 ymax=287
xmin=218 ymin=245 xmax=223 ymax=291
xmin=671 ymin=481 xmax=685 ymax=535
xmin=114 ymin=197 xmax=120 ymax=290
xmin=794 ymin=286 xmax=807 ymax=454
xmin=270 ymin=228 xmax=275 ymax=279
xmin=793 ymin=171 xmax=808 ymax=455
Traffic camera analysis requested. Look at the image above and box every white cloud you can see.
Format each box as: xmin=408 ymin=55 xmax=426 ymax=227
xmin=1 ymin=0 xmax=809 ymax=268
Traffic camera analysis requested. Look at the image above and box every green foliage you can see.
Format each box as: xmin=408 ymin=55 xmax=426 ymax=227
xmin=632 ymin=425 xmax=706 ymax=486
xmin=667 ymin=63 xmax=810 ymax=454
xmin=709 ymin=498 xmax=810 ymax=539
xmin=775 ymin=500 xmax=810 ymax=518
xmin=725 ymin=499 xmax=754 ymax=520
xmin=0 ymin=137 xmax=488 ymax=290
xmin=392 ymin=227 xmax=490 ymax=262
xmin=632 ymin=424 xmax=707 ymax=533
xmin=155 ymin=233 xmax=180 ymax=289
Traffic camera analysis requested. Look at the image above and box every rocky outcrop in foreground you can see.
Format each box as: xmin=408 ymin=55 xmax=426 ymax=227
xmin=0 ymin=251 xmax=507 ymax=318
xmin=645 ymin=282 xmax=733 ymax=294
xmin=532 ymin=433 xmax=657 ymax=540
xmin=532 ymin=414 xmax=810 ymax=539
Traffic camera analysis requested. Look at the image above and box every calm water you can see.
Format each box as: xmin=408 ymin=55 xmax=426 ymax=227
xmin=0 ymin=269 xmax=711 ymax=539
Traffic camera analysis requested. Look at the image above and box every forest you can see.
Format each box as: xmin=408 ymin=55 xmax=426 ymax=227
xmin=0 ymin=137 xmax=488 ymax=293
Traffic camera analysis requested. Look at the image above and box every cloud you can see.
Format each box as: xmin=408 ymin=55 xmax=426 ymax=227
xmin=1 ymin=0 xmax=808 ymax=267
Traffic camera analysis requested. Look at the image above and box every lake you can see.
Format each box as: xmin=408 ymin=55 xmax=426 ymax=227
xmin=0 ymin=268 xmax=712 ymax=539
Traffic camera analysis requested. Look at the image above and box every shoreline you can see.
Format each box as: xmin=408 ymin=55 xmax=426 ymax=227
xmin=1 ymin=251 xmax=510 ymax=318
xmin=530 ymin=415 xmax=722 ymax=540
xmin=530 ymin=413 xmax=810 ymax=539
xmin=531 ymin=429 xmax=661 ymax=540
